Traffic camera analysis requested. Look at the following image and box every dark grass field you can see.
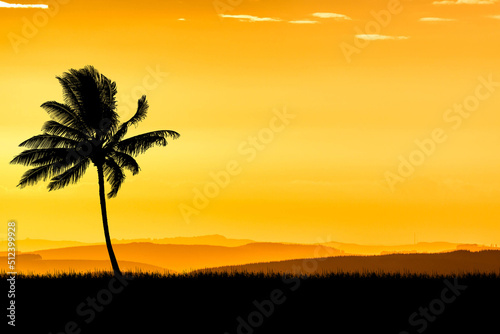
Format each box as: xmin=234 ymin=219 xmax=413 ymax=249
xmin=3 ymin=272 xmax=500 ymax=333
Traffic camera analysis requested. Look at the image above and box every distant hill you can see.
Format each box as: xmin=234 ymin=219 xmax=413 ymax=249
xmin=28 ymin=242 xmax=343 ymax=272
xmin=319 ymin=241 xmax=500 ymax=255
xmin=199 ymin=250 xmax=500 ymax=276
xmin=3 ymin=236 xmax=498 ymax=255
xmin=0 ymin=234 xmax=255 ymax=252
xmin=0 ymin=254 xmax=169 ymax=275
xmin=111 ymin=234 xmax=255 ymax=247
xmin=0 ymin=239 xmax=92 ymax=252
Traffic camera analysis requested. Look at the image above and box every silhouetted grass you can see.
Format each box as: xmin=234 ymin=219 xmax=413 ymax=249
xmin=8 ymin=269 xmax=500 ymax=333
xmin=3 ymin=270 xmax=499 ymax=280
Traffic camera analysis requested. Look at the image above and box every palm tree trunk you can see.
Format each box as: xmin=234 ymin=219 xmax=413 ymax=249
xmin=97 ymin=165 xmax=122 ymax=276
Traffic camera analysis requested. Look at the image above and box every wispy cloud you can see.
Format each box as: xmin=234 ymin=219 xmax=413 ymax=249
xmin=355 ymin=34 xmax=410 ymax=41
xmin=489 ymin=15 xmax=500 ymax=19
xmin=289 ymin=20 xmax=318 ymax=24
xmin=220 ymin=13 xmax=352 ymax=24
xmin=433 ymin=0 xmax=497 ymax=4
xmin=419 ymin=17 xmax=457 ymax=22
xmin=0 ymin=1 xmax=47 ymax=8
xmin=220 ymin=14 xmax=281 ymax=22
xmin=312 ymin=12 xmax=352 ymax=20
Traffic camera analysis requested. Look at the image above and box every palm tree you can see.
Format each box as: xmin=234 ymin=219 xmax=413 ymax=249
xmin=10 ymin=66 xmax=180 ymax=276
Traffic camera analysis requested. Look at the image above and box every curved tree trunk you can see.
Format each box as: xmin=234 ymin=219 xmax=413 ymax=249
xmin=97 ymin=165 xmax=122 ymax=276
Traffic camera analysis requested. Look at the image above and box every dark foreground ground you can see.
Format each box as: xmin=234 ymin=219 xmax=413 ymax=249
xmin=3 ymin=272 xmax=500 ymax=334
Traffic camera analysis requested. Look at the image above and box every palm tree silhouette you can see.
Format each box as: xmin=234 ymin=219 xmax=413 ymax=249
xmin=10 ymin=66 xmax=180 ymax=276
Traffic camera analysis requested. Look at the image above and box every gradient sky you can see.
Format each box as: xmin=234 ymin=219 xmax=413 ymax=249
xmin=1 ymin=0 xmax=500 ymax=245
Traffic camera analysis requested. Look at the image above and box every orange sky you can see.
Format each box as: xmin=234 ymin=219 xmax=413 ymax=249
xmin=1 ymin=0 xmax=500 ymax=245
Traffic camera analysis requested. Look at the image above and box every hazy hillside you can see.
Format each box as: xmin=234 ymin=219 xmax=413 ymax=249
xmin=320 ymin=241 xmax=499 ymax=255
xmin=111 ymin=234 xmax=255 ymax=247
xmin=29 ymin=242 xmax=343 ymax=272
xmin=0 ymin=235 xmax=255 ymax=252
xmin=200 ymin=250 xmax=500 ymax=276
xmin=0 ymin=254 xmax=169 ymax=275
xmin=4 ymin=235 xmax=498 ymax=255
xmin=0 ymin=239 xmax=92 ymax=252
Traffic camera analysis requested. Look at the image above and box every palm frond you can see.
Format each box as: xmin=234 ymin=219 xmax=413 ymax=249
xmin=57 ymin=66 xmax=119 ymax=136
xmin=56 ymin=76 xmax=83 ymax=115
xmin=115 ymin=130 xmax=180 ymax=156
xmin=47 ymin=158 xmax=90 ymax=191
xmin=42 ymin=120 xmax=88 ymax=142
xmin=100 ymin=74 xmax=118 ymax=115
xmin=109 ymin=151 xmax=140 ymax=175
xmin=66 ymin=68 xmax=102 ymax=128
xmin=40 ymin=101 xmax=90 ymax=135
xmin=108 ymin=95 xmax=148 ymax=144
xmin=95 ymin=71 xmax=120 ymax=140
xmin=17 ymin=162 xmax=71 ymax=188
xmin=19 ymin=134 xmax=78 ymax=149
xmin=10 ymin=148 xmax=74 ymax=167
xmin=32 ymin=152 xmax=74 ymax=167
xmin=103 ymin=157 xmax=125 ymax=198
